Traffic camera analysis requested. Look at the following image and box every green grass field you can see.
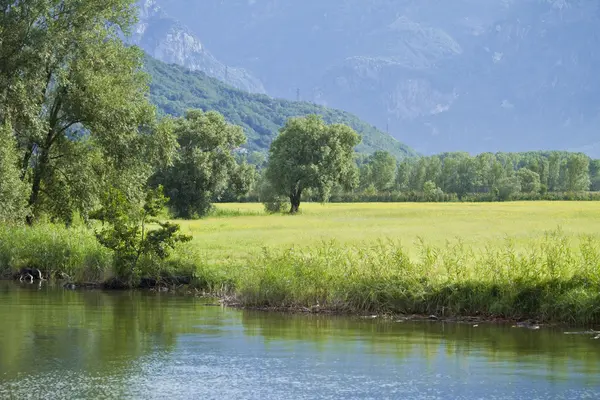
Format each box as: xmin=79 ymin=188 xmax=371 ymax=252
xmin=176 ymin=202 xmax=600 ymax=264
xmin=3 ymin=201 xmax=600 ymax=323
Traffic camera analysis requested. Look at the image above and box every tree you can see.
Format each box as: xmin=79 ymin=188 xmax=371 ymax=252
xmin=565 ymin=154 xmax=591 ymax=192
xmin=590 ymin=159 xmax=600 ymax=191
xmin=358 ymin=162 xmax=374 ymax=190
xmin=424 ymin=157 xmax=442 ymax=187
xmin=153 ymin=110 xmax=249 ymax=218
xmin=423 ymin=180 xmax=443 ymax=202
xmin=547 ymin=152 xmax=562 ymax=191
xmin=216 ymin=160 xmax=257 ymax=202
xmin=409 ymin=158 xmax=427 ymax=192
xmin=367 ymin=151 xmax=396 ymax=191
xmin=395 ymin=160 xmax=412 ymax=191
xmin=495 ymin=176 xmax=521 ymax=201
xmin=1 ymin=0 xmax=175 ymax=224
xmin=517 ymin=168 xmax=541 ymax=194
xmin=0 ymin=122 xmax=30 ymax=223
xmin=265 ymin=115 xmax=360 ymax=213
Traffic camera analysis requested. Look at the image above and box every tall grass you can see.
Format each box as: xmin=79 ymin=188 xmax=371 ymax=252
xmin=2 ymin=208 xmax=600 ymax=324
xmin=206 ymin=231 xmax=600 ymax=324
xmin=0 ymin=224 xmax=111 ymax=281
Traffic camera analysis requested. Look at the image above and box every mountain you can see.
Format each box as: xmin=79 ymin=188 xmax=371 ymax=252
xmin=130 ymin=0 xmax=265 ymax=94
xmin=144 ymin=56 xmax=417 ymax=159
xmin=140 ymin=0 xmax=600 ymax=156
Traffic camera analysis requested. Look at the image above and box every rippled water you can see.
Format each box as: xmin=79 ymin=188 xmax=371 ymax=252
xmin=0 ymin=282 xmax=599 ymax=399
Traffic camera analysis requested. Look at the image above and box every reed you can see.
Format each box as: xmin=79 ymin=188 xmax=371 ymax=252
xmin=0 ymin=224 xmax=111 ymax=281
xmin=221 ymin=232 xmax=600 ymax=323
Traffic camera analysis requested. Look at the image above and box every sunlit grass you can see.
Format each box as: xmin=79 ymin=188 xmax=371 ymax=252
xmin=3 ymin=202 xmax=600 ymax=324
xmin=176 ymin=202 xmax=600 ymax=264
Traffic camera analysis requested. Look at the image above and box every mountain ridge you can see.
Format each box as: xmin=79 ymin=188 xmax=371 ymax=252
xmin=144 ymin=55 xmax=417 ymax=160
xmin=143 ymin=0 xmax=600 ymax=156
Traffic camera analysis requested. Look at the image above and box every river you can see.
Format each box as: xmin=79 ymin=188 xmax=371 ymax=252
xmin=0 ymin=282 xmax=599 ymax=399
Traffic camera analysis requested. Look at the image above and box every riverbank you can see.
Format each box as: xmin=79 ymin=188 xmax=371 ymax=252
xmin=2 ymin=202 xmax=600 ymax=325
xmin=3 ymin=227 xmax=600 ymax=325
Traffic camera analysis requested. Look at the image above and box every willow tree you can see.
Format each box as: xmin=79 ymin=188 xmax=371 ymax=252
xmin=152 ymin=110 xmax=252 ymax=218
xmin=265 ymin=115 xmax=360 ymax=214
xmin=0 ymin=0 xmax=175 ymax=224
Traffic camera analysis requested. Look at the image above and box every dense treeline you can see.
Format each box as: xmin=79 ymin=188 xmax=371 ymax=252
xmin=242 ymin=149 xmax=600 ymax=210
xmin=352 ymin=151 xmax=598 ymax=201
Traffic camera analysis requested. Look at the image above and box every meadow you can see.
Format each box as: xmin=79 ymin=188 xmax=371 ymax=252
xmin=3 ymin=201 xmax=600 ymax=324
xmin=179 ymin=202 xmax=600 ymax=264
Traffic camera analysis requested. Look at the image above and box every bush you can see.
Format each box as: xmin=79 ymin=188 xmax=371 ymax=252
xmin=91 ymin=186 xmax=191 ymax=286
xmin=258 ymin=177 xmax=290 ymax=214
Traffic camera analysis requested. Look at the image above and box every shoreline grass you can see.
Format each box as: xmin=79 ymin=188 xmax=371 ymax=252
xmin=2 ymin=202 xmax=600 ymax=325
xmin=184 ymin=231 xmax=600 ymax=325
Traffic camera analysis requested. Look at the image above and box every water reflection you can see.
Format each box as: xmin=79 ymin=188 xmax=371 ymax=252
xmin=0 ymin=282 xmax=599 ymax=399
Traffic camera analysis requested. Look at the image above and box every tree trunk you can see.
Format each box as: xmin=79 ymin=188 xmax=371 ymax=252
xmin=289 ymin=188 xmax=302 ymax=214
xmin=26 ymin=148 xmax=48 ymax=225
xmin=26 ymin=131 xmax=54 ymax=225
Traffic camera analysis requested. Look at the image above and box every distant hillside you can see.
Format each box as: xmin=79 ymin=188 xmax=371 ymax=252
xmin=144 ymin=56 xmax=417 ymax=159
xmin=149 ymin=0 xmax=600 ymax=156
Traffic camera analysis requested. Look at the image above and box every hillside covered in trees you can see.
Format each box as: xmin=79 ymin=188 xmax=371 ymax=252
xmin=144 ymin=56 xmax=417 ymax=159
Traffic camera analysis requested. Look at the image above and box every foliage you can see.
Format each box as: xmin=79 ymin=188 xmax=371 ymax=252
xmin=359 ymin=151 xmax=396 ymax=191
xmin=152 ymin=110 xmax=253 ymax=218
xmin=0 ymin=223 xmax=111 ymax=281
xmin=354 ymin=150 xmax=599 ymax=200
xmin=91 ymin=186 xmax=191 ymax=286
xmin=0 ymin=0 xmax=176 ymax=224
xmin=565 ymin=153 xmax=591 ymax=192
xmin=517 ymin=168 xmax=541 ymax=194
xmin=265 ymin=115 xmax=361 ymax=213
xmin=257 ymin=175 xmax=290 ymax=214
xmin=496 ymin=176 xmax=521 ymax=201
xmin=143 ymin=56 xmax=416 ymax=160
xmin=216 ymin=161 xmax=258 ymax=203
xmin=0 ymin=122 xmax=29 ymax=223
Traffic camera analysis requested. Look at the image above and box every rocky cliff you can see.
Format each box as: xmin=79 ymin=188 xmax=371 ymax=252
xmin=131 ymin=0 xmax=265 ymax=94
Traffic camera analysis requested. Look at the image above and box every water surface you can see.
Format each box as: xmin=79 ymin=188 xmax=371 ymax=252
xmin=0 ymin=282 xmax=599 ymax=399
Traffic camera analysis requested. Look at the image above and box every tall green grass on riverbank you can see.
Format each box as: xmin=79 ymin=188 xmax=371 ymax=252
xmin=0 ymin=224 xmax=111 ymax=281
xmin=224 ymin=232 xmax=600 ymax=324
xmin=2 ymin=202 xmax=600 ymax=324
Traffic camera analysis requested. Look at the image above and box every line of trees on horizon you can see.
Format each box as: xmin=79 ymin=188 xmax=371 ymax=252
xmin=351 ymin=150 xmax=598 ymax=200
xmin=237 ymin=144 xmax=600 ymax=210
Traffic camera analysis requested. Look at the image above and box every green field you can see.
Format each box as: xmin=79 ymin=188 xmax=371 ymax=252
xmin=3 ymin=201 xmax=600 ymax=324
xmin=177 ymin=202 xmax=600 ymax=264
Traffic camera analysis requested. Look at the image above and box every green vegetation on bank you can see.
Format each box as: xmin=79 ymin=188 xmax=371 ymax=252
xmin=250 ymin=149 xmax=600 ymax=211
xmin=2 ymin=202 xmax=600 ymax=324
xmin=144 ymin=55 xmax=417 ymax=159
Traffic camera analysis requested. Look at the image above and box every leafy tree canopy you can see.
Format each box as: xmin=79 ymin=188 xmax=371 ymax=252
xmin=0 ymin=122 xmax=30 ymax=223
xmin=152 ymin=110 xmax=254 ymax=218
xmin=0 ymin=0 xmax=176 ymax=224
xmin=265 ymin=115 xmax=361 ymax=213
